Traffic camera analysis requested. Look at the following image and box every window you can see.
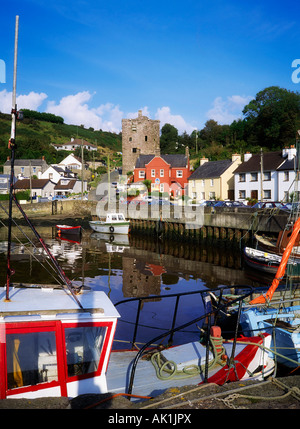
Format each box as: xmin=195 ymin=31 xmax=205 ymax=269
xmin=160 ymin=183 xmax=164 ymax=192
xmin=151 ymin=169 xmax=155 ymax=177
xmin=239 ymin=190 xmax=246 ymax=199
xmin=21 ymin=167 xmax=24 ymax=173
xmin=250 ymin=173 xmax=258 ymax=181
xmin=201 ymin=180 xmax=205 ymax=187
xmin=176 ymin=170 xmax=183 ymax=178
xmin=263 ymin=171 xmax=271 ymax=181
xmin=32 ymin=167 xmax=36 ymax=174
xmin=139 ymin=170 xmax=145 ymax=178
xmin=239 ymin=173 xmax=245 ymax=182
xmin=160 ymin=169 xmax=164 ymax=177
xmin=145 ymin=136 xmax=148 ymax=141
xmin=263 ymin=189 xmax=271 ymax=199
xmin=192 ymin=192 xmax=197 ymax=199
xmin=201 ymin=192 xmax=205 ymax=200
xmin=284 ymin=171 xmax=289 ymax=181
xmin=129 ymin=137 xmax=132 ymax=142
xmin=132 ymin=148 xmax=137 ymax=153
xmin=6 ymin=330 xmax=58 ymax=390
xmin=65 ymin=326 xmax=106 ymax=377
xmin=209 ymin=192 xmax=215 ymax=199
xmin=210 ymin=179 xmax=214 ymax=186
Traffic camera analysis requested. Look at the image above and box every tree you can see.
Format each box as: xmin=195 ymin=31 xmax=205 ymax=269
xmin=242 ymin=86 xmax=300 ymax=149
xmin=160 ymin=123 xmax=178 ymax=153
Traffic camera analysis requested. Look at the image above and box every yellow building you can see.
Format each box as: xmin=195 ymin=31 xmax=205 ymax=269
xmin=188 ymin=154 xmax=241 ymax=202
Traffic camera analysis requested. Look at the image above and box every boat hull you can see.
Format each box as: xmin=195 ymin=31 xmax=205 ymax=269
xmin=89 ymin=221 xmax=130 ymax=235
xmin=106 ymin=334 xmax=274 ymax=399
xmin=56 ymin=225 xmax=82 ymax=235
xmin=240 ymin=306 xmax=300 ymax=368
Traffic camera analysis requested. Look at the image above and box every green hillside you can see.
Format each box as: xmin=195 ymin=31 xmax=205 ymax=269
xmin=0 ymin=111 xmax=122 ymax=166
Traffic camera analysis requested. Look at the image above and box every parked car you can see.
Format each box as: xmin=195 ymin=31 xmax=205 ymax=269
xmin=251 ymin=202 xmax=284 ymax=209
xmin=52 ymin=195 xmax=67 ymax=201
xmin=281 ymin=202 xmax=300 ymax=211
xmin=199 ymin=200 xmax=217 ymax=207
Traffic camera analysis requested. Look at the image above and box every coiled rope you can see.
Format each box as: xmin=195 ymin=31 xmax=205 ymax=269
xmin=151 ymin=336 xmax=226 ymax=380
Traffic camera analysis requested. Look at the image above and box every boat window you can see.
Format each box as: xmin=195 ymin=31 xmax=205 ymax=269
xmin=118 ymin=214 xmax=124 ymax=220
xmin=111 ymin=215 xmax=117 ymax=221
xmin=6 ymin=331 xmax=58 ymax=390
xmin=65 ymin=326 xmax=106 ymax=377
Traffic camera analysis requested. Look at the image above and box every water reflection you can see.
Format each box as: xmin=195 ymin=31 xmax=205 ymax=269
xmin=0 ymin=226 xmax=256 ymax=347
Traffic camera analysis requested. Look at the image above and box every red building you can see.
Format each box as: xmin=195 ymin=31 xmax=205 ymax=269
xmin=133 ymin=149 xmax=191 ymax=197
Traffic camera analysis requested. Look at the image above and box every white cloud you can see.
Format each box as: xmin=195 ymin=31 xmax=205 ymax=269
xmin=46 ymin=91 xmax=123 ymax=133
xmin=0 ymin=90 xmax=47 ymax=112
xmin=206 ymin=95 xmax=253 ymax=124
xmin=155 ymin=106 xmax=195 ymax=134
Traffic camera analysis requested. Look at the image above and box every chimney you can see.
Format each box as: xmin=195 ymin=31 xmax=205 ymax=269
xmin=200 ymin=157 xmax=208 ymax=166
xmin=185 ymin=146 xmax=189 ymax=159
xmin=138 ymin=109 xmax=142 ymax=118
xmin=244 ymin=152 xmax=252 ymax=162
xmin=232 ymin=153 xmax=241 ymax=163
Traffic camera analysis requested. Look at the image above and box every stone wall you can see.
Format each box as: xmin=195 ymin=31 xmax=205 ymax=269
xmin=122 ymin=110 xmax=160 ymax=175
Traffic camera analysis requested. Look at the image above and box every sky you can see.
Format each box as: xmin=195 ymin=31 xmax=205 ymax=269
xmin=0 ymin=0 xmax=299 ymax=135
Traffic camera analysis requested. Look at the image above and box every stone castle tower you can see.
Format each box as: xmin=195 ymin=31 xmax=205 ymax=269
xmin=122 ymin=110 xmax=160 ymax=175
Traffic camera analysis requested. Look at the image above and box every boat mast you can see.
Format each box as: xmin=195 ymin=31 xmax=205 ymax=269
xmin=6 ymin=15 xmax=19 ymax=301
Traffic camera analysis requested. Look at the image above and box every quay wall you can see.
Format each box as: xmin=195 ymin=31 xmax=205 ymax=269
xmin=0 ymin=200 xmax=289 ymax=242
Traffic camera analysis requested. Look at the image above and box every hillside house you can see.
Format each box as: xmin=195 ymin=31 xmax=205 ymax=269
xmin=52 ymin=138 xmax=97 ymax=152
xmin=3 ymin=157 xmax=49 ymax=179
xmin=188 ymin=154 xmax=241 ymax=201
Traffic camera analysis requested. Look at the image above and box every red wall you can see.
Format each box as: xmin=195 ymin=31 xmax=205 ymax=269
xmin=133 ymin=156 xmax=191 ymax=194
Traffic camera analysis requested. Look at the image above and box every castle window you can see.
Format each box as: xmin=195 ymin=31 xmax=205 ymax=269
xmin=145 ymin=136 xmax=147 ymax=141
xmin=129 ymin=137 xmax=132 ymax=142
xmin=132 ymin=148 xmax=137 ymax=153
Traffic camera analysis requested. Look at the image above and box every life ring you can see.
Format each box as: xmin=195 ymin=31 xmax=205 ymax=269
xmin=109 ymin=226 xmax=114 ymax=233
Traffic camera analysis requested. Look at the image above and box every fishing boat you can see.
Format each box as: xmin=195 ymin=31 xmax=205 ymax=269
xmin=254 ymin=231 xmax=300 ymax=258
xmin=243 ymin=246 xmax=300 ymax=277
xmin=89 ymin=213 xmax=130 ymax=235
xmin=56 ymin=225 xmax=82 ymax=236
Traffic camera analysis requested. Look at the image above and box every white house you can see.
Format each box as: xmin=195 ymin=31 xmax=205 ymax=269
xmin=14 ymin=178 xmax=56 ymax=200
xmin=52 ymin=138 xmax=97 ymax=152
xmin=58 ymin=154 xmax=84 ymax=171
xmin=234 ymin=147 xmax=297 ymax=202
xmin=40 ymin=165 xmax=76 ymax=183
xmin=54 ymin=178 xmax=87 ymax=196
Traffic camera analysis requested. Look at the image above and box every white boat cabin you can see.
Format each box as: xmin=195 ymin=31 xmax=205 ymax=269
xmin=0 ymin=286 xmax=120 ymax=399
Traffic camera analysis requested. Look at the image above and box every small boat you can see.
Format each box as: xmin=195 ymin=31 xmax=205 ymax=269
xmin=56 ymin=225 xmax=82 ymax=235
xmin=243 ymin=246 xmax=300 ymax=277
xmin=255 ymin=231 xmax=300 ymax=258
xmin=89 ymin=213 xmax=130 ymax=235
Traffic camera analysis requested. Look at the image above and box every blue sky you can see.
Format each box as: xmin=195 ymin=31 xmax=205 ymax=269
xmin=0 ymin=0 xmax=299 ymax=134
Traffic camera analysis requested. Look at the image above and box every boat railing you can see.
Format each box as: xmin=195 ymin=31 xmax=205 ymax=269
xmin=114 ymin=285 xmax=254 ymax=395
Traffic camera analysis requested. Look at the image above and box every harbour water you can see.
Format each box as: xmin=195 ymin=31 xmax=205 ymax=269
xmin=0 ymin=225 xmax=266 ymax=350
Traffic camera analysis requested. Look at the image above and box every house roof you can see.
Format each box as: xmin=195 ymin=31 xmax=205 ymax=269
xmin=234 ymin=151 xmax=284 ymax=173
xmin=14 ymin=179 xmax=52 ymax=190
xmin=188 ymin=159 xmax=233 ymax=180
xmin=277 ymin=157 xmax=297 ymax=171
xmin=4 ymin=159 xmax=48 ymax=167
xmin=135 ymin=154 xmax=188 ymax=168
xmin=54 ymin=179 xmax=77 ymax=190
